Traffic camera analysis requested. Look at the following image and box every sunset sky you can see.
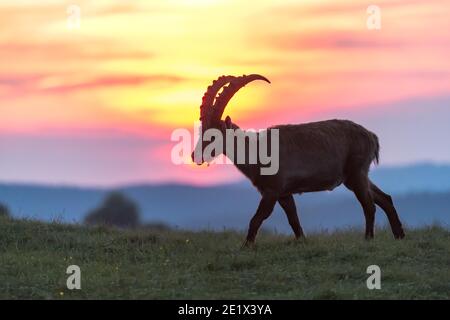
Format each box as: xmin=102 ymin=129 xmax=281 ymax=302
xmin=0 ymin=0 xmax=449 ymax=186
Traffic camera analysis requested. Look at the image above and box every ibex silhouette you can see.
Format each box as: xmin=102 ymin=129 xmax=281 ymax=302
xmin=192 ymin=74 xmax=405 ymax=246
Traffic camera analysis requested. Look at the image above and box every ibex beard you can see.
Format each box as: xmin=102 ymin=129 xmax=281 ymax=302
xmin=189 ymin=74 xmax=405 ymax=247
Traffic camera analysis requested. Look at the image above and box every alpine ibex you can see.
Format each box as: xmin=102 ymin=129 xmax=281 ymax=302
xmin=191 ymin=74 xmax=405 ymax=246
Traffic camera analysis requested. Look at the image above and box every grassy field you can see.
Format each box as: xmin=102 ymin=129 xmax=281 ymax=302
xmin=0 ymin=216 xmax=449 ymax=299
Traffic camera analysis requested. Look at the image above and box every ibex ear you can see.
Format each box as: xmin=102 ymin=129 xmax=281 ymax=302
xmin=225 ymin=115 xmax=232 ymax=129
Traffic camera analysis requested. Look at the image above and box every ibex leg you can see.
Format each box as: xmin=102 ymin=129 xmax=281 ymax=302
xmin=279 ymin=195 xmax=305 ymax=239
xmin=370 ymin=181 xmax=405 ymax=239
xmin=345 ymin=174 xmax=376 ymax=239
xmin=244 ymin=194 xmax=277 ymax=245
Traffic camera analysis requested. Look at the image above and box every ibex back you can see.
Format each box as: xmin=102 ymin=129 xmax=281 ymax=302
xmin=191 ymin=74 xmax=405 ymax=246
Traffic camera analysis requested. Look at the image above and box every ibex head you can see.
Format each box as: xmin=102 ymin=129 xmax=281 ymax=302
xmin=191 ymin=74 xmax=270 ymax=165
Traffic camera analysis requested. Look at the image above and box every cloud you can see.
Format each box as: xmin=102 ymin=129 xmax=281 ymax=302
xmin=41 ymin=74 xmax=184 ymax=93
xmin=0 ymin=74 xmax=42 ymax=87
xmin=0 ymin=43 xmax=155 ymax=62
xmin=271 ymin=32 xmax=402 ymax=51
xmin=0 ymin=72 xmax=185 ymax=98
xmin=273 ymin=0 xmax=435 ymax=17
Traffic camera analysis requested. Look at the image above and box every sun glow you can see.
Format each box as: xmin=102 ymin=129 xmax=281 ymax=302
xmin=168 ymin=0 xmax=225 ymax=6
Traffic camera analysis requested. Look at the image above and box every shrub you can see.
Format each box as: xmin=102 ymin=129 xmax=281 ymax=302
xmin=84 ymin=192 xmax=140 ymax=228
xmin=0 ymin=203 xmax=10 ymax=218
xmin=142 ymin=222 xmax=172 ymax=232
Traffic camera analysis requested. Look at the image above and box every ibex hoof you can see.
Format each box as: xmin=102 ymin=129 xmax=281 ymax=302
xmin=394 ymin=230 xmax=405 ymax=239
xmin=241 ymin=240 xmax=255 ymax=249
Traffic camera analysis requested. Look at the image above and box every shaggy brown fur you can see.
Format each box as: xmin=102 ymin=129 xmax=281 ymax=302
xmin=192 ymin=75 xmax=405 ymax=245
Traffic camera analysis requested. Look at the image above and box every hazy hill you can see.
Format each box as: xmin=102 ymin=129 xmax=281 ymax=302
xmin=370 ymin=163 xmax=450 ymax=194
xmin=0 ymin=163 xmax=449 ymax=232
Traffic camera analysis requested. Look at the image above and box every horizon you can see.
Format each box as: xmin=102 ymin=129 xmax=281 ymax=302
xmin=1 ymin=161 xmax=450 ymax=189
xmin=1 ymin=0 xmax=449 ymax=186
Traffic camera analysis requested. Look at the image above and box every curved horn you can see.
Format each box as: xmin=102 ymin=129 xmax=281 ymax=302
xmin=200 ymin=75 xmax=236 ymax=126
xmin=212 ymin=74 xmax=270 ymax=121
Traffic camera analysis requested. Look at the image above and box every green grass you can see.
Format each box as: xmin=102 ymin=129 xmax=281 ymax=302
xmin=0 ymin=216 xmax=449 ymax=299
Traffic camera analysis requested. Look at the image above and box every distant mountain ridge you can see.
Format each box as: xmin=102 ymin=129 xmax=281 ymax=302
xmin=0 ymin=163 xmax=449 ymax=233
xmin=370 ymin=163 xmax=450 ymax=194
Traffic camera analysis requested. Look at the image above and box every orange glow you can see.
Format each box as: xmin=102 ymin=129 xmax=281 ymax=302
xmin=0 ymin=0 xmax=449 ymax=185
